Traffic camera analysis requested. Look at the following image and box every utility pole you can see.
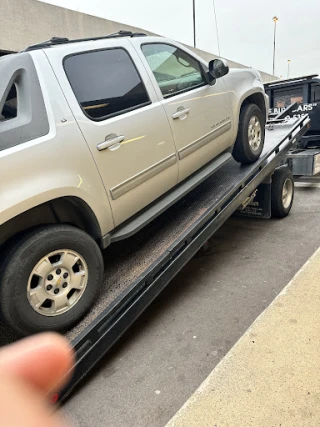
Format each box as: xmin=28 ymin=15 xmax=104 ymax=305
xmin=193 ymin=0 xmax=196 ymax=47
xmin=287 ymin=59 xmax=291 ymax=78
xmin=272 ymin=16 xmax=279 ymax=75
xmin=213 ymin=0 xmax=221 ymax=56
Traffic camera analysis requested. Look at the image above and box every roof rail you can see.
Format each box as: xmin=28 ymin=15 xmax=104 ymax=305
xmin=23 ymin=30 xmax=147 ymax=52
xmin=264 ymin=74 xmax=319 ymax=88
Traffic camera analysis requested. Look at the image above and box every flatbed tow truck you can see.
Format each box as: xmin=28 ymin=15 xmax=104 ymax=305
xmin=0 ymin=115 xmax=310 ymax=403
xmin=265 ymin=75 xmax=320 ymax=181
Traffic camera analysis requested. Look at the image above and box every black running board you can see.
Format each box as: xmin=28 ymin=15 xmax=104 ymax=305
xmin=110 ymin=151 xmax=232 ymax=242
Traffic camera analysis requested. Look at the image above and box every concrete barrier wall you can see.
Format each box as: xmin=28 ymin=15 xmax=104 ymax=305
xmin=0 ymin=0 xmax=276 ymax=82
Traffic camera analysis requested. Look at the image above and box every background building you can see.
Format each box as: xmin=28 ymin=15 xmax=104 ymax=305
xmin=0 ymin=0 xmax=275 ymax=81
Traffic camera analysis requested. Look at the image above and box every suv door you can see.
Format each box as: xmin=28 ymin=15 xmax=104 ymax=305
xmin=60 ymin=40 xmax=178 ymax=227
xmin=134 ymin=40 xmax=234 ymax=182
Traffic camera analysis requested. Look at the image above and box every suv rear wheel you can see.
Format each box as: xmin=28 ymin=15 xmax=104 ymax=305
xmin=233 ymin=103 xmax=265 ymax=164
xmin=0 ymin=225 xmax=103 ymax=336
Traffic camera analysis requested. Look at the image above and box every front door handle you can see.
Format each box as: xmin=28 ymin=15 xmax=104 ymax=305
xmin=172 ymin=107 xmax=190 ymax=120
xmin=97 ymin=134 xmax=125 ymax=151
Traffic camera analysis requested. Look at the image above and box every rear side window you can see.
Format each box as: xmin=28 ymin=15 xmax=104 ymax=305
xmin=273 ymin=86 xmax=303 ymax=108
xmin=64 ymin=48 xmax=150 ymax=120
xmin=0 ymin=84 xmax=17 ymax=122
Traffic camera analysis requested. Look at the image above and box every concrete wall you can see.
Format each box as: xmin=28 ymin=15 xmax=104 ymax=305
xmin=0 ymin=0 xmax=276 ymax=82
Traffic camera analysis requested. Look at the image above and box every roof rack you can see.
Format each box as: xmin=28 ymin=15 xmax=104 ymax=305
xmin=23 ymin=30 xmax=147 ymax=52
xmin=264 ymin=74 xmax=319 ymax=88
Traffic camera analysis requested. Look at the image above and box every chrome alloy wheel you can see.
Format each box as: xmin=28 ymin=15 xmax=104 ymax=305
xmin=27 ymin=249 xmax=88 ymax=316
xmin=248 ymin=115 xmax=262 ymax=152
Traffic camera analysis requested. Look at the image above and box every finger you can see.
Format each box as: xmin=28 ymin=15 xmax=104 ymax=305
xmin=0 ymin=333 xmax=74 ymax=395
xmin=0 ymin=373 xmax=69 ymax=427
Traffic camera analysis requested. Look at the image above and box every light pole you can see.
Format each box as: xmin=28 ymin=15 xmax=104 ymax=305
xmin=193 ymin=0 xmax=196 ymax=47
xmin=272 ymin=16 xmax=278 ymax=75
xmin=287 ymin=59 xmax=291 ymax=78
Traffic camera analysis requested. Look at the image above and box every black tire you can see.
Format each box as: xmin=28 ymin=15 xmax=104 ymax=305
xmin=271 ymin=167 xmax=294 ymax=218
xmin=233 ymin=103 xmax=265 ymax=164
xmin=0 ymin=225 xmax=103 ymax=336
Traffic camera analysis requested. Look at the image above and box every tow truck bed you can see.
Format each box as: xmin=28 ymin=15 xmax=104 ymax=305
xmin=0 ymin=117 xmax=309 ymax=402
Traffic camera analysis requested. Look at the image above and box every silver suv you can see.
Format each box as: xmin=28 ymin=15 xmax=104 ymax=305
xmin=0 ymin=31 xmax=268 ymax=335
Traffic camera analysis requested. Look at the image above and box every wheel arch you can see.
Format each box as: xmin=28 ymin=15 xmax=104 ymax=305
xmin=0 ymin=196 xmax=103 ymax=249
xmin=230 ymin=86 xmax=268 ymax=144
xmin=240 ymin=92 xmax=267 ymax=122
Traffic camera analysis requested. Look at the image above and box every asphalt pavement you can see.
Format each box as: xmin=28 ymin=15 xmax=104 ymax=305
xmin=65 ymin=185 xmax=320 ymax=427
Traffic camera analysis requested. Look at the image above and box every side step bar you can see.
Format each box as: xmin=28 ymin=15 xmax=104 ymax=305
xmin=110 ymin=151 xmax=232 ymax=242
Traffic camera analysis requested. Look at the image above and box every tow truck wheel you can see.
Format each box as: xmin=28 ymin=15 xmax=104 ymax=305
xmin=233 ymin=103 xmax=265 ymax=164
xmin=0 ymin=225 xmax=103 ymax=336
xmin=271 ymin=167 xmax=295 ymax=218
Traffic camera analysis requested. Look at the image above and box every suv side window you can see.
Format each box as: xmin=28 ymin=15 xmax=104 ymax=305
xmin=64 ymin=48 xmax=150 ymax=121
xmin=0 ymin=84 xmax=17 ymax=122
xmin=141 ymin=43 xmax=205 ymax=98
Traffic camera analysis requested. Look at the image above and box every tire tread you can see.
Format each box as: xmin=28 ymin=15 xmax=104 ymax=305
xmin=233 ymin=103 xmax=265 ymax=164
xmin=0 ymin=225 xmax=103 ymax=336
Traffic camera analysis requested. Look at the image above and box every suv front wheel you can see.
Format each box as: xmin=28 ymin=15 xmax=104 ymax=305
xmin=0 ymin=225 xmax=103 ymax=336
xmin=233 ymin=103 xmax=265 ymax=164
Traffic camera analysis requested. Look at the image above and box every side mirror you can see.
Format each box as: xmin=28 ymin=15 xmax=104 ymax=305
xmin=208 ymin=59 xmax=229 ymax=81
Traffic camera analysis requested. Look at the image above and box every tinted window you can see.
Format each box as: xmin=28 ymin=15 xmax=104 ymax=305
xmin=312 ymin=85 xmax=320 ymax=103
xmin=273 ymin=86 xmax=303 ymax=109
xmin=64 ymin=48 xmax=150 ymax=120
xmin=0 ymin=84 xmax=17 ymax=122
xmin=142 ymin=43 xmax=205 ymax=98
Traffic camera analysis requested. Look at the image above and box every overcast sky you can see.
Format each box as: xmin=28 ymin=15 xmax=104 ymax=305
xmin=39 ymin=0 xmax=320 ymax=78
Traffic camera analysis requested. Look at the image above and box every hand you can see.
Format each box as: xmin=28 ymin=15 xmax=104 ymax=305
xmin=0 ymin=333 xmax=74 ymax=427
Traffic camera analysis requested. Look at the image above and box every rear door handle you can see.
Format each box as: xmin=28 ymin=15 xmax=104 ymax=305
xmin=97 ymin=134 xmax=125 ymax=151
xmin=172 ymin=107 xmax=190 ymax=120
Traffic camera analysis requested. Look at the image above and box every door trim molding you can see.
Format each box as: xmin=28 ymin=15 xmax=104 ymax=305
xmin=178 ymin=120 xmax=231 ymax=160
xmin=110 ymin=153 xmax=177 ymax=200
